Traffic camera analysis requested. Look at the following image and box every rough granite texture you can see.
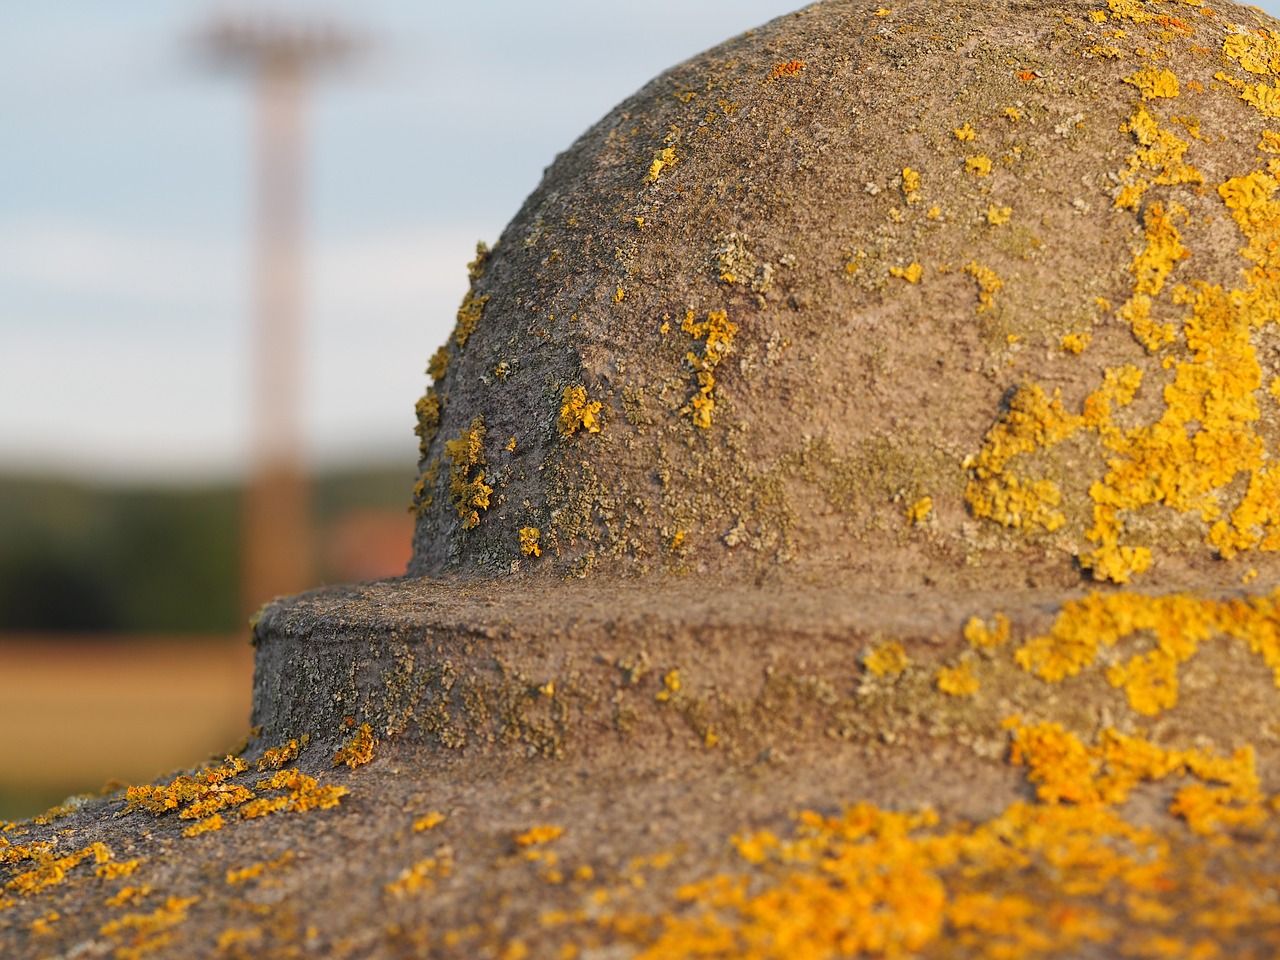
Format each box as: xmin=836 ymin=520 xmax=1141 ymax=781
xmin=7 ymin=1 xmax=1280 ymax=957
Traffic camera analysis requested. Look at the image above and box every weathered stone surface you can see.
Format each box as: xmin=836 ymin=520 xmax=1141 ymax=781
xmin=7 ymin=1 xmax=1280 ymax=956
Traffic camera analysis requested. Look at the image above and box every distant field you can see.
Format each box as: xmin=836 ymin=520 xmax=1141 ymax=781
xmin=0 ymin=636 xmax=253 ymax=821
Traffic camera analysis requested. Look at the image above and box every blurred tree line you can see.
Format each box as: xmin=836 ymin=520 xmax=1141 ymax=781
xmin=0 ymin=466 xmax=414 ymax=634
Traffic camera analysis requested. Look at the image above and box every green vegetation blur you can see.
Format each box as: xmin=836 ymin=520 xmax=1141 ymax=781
xmin=0 ymin=466 xmax=415 ymax=634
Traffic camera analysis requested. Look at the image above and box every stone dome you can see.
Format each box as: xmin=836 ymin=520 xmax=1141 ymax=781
xmin=411 ymin=0 xmax=1280 ymax=594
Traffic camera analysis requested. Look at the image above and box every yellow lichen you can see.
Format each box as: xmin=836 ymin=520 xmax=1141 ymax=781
xmin=613 ymin=285 xmax=626 ymax=303
xmin=333 ymin=722 xmax=377 ymax=769
xmin=414 ymin=812 xmax=446 ymax=832
xmin=414 ymin=388 xmax=442 ymax=458
xmin=386 ymin=855 xmax=453 ymax=897
xmin=936 ymin=660 xmax=980 ymax=697
xmin=1114 ymin=104 xmax=1203 ymax=210
xmin=515 ymin=825 xmax=565 ymax=847
xmin=454 ymin=289 xmax=490 ymax=349
xmin=680 ymin=309 xmax=738 ymax=430
xmin=256 ymin=738 xmax=301 ymax=771
xmin=906 ymin=496 xmax=933 ymax=525
xmin=427 ymin=345 xmax=449 ymax=382
xmin=965 ymin=155 xmax=993 ymax=176
xmin=181 ymin=814 xmax=224 ymax=838
xmin=645 ymin=146 xmax=677 ymax=183
xmin=963 ymin=261 xmax=1003 ymax=312
xmin=889 ymin=262 xmax=923 ymax=283
xmin=656 ymin=669 xmax=682 ymax=703
xmin=901 ymin=167 xmax=922 ymax=203
xmin=1014 ymin=589 xmax=1280 ymax=715
xmin=1125 ymin=66 xmax=1180 ymax=100
xmin=986 ymin=204 xmax=1013 ymax=225
xmin=768 ymin=60 xmax=805 ymax=80
xmin=519 ymin=527 xmax=542 ymax=557
xmin=964 ymin=612 xmax=1011 ymax=650
xmin=104 ymin=885 xmax=151 ymax=908
xmin=1223 ymin=30 xmax=1280 ymax=77
xmin=96 ymin=859 xmax=142 ymax=880
xmin=226 ymin=853 xmax=293 ymax=885
xmin=864 ymin=640 xmax=910 ymax=677
xmin=445 ymin=416 xmax=492 ymax=529
xmin=559 ymin=385 xmax=603 ymax=437
xmin=953 ymin=123 xmax=976 ymax=141
xmin=1060 ymin=331 xmax=1092 ymax=354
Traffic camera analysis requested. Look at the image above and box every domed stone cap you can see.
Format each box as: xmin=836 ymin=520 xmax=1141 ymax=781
xmin=413 ymin=0 xmax=1280 ymax=594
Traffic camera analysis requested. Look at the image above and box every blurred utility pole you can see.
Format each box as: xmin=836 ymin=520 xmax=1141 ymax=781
xmin=197 ymin=14 xmax=362 ymax=619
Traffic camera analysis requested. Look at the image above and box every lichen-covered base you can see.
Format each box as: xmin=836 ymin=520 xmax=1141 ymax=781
xmin=5 ymin=576 xmax=1280 ymax=958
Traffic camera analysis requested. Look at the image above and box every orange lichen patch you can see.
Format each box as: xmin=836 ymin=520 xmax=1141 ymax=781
xmin=1115 ymin=105 xmax=1203 ymax=211
xmin=181 ymin=814 xmax=224 ymax=839
xmin=178 ymin=785 xmax=255 ymax=820
xmin=612 ymin=802 xmax=1176 ymax=959
xmin=964 ymin=612 xmax=1011 ymax=649
xmin=680 ymin=309 xmax=737 ymax=430
xmin=767 ymin=60 xmax=805 ymax=80
xmin=655 ymin=669 xmax=682 ymax=703
xmin=986 ymin=204 xmax=1013 ymax=225
xmin=453 ymin=290 xmax=490 ymax=349
xmin=952 ymin=122 xmax=976 ymax=141
xmin=936 ymin=660 xmax=980 ymax=697
xmin=906 ymin=496 xmax=933 ymax=525
xmin=414 ymin=812 xmax=446 ymax=832
xmin=1120 ymin=200 xmax=1187 ymax=350
xmin=331 ymin=724 xmax=377 ymax=771
xmin=963 ymin=383 xmax=1077 ymax=533
xmin=963 ymin=261 xmax=1003 ymax=312
xmin=123 ymin=756 xmax=249 ymax=816
xmin=1007 ymin=721 xmax=1266 ymax=833
xmin=216 ymin=928 xmax=263 ymax=951
xmin=965 ymin=155 xmax=993 ymax=176
xmin=466 ymin=240 xmax=491 ymax=283
xmin=1223 ymin=30 xmax=1280 ymax=77
xmin=386 ymin=852 xmax=455 ymax=897
xmin=515 ymin=826 xmax=565 ymax=848
xmin=645 ymin=146 xmax=677 ymax=183
xmin=1060 ymin=331 xmax=1092 ymax=354
xmin=1014 ymin=588 xmax=1280 ymax=715
xmin=1125 ymin=66 xmax=1180 ymax=100
xmin=226 ymin=852 xmax=294 ymax=886
xmin=1016 ymin=69 xmax=1037 ymax=82
xmin=967 ymin=164 xmax=1280 ymax=581
xmin=427 ymin=344 xmax=449 ymax=382
xmin=519 ymin=527 xmax=542 ymax=557
xmin=256 ymin=738 xmax=302 ymax=771
xmin=889 ymin=262 xmax=923 ymax=283
xmin=1239 ymin=80 xmax=1280 ymax=117
xmin=255 ymin=769 xmax=349 ymax=813
xmin=901 ymin=167 xmax=922 ymax=203
xmin=413 ymin=388 xmax=441 ymax=458
xmin=96 ymin=859 xmax=142 ymax=880
xmin=30 ymin=911 xmax=59 ymax=935
xmin=104 ymin=885 xmax=151 ymax=908
xmin=5 ymin=841 xmax=112 ymax=897
xmin=864 ymin=640 xmax=910 ymax=677
xmin=445 ymin=416 xmax=492 ymax=529
xmin=99 ymin=895 xmax=199 ymax=955
xmin=558 ymin=386 xmax=603 ymax=437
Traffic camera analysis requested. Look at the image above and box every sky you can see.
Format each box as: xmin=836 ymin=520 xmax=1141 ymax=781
xmin=0 ymin=1 xmax=799 ymax=482
xmin=4 ymin=1 xmax=1280 ymax=483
